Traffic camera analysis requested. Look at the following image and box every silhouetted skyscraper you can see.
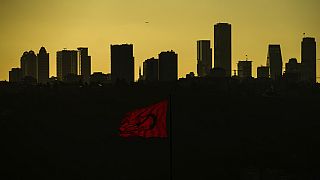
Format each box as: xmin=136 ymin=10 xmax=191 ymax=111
xmin=57 ymin=50 xmax=78 ymax=81
xmin=78 ymin=47 xmax=91 ymax=83
xmin=237 ymin=60 xmax=252 ymax=78
xmin=37 ymin=47 xmax=49 ymax=84
xmin=267 ymin=45 xmax=283 ymax=80
xmin=285 ymin=58 xmax=301 ymax=74
xmin=9 ymin=68 xmax=22 ymax=82
xmin=143 ymin=57 xmax=159 ymax=82
xmin=197 ymin=40 xmax=212 ymax=77
xmin=159 ymin=50 xmax=178 ymax=82
xmin=257 ymin=66 xmax=270 ymax=79
xmin=20 ymin=51 xmax=37 ymax=79
xmin=214 ymin=23 xmax=232 ymax=77
xmin=111 ymin=44 xmax=134 ymax=83
xmin=284 ymin=58 xmax=302 ymax=82
xmin=301 ymin=37 xmax=316 ymax=83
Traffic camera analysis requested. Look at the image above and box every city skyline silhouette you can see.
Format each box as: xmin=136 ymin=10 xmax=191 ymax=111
xmin=1 ymin=1 xmax=320 ymax=179
xmin=6 ymin=30 xmax=317 ymax=84
xmin=0 ymin=0 xmax=319 ymax=81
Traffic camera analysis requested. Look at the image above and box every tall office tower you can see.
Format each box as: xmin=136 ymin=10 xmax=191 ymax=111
xmin=257 ymin=66 xmax=270 ymax=79
xmin=267 ymin=45 xmax=283 ymax=80
xmin=197 ymin=40 xmax=212 ymax=77
xmin=214 ymin=23 xmax=232 ymax=77
xmin=301 ymin=37 xmax=316 ymax=83
xmin=158 ymin=50 xmax=178 ymax=82
xmin=78 ymin=47 xmax=91 ymax=83
xmin=20 ymin=51 xmax=37 ymax=79
xmin=237 ymin=60 xmax=252 ymax=78
xmin=56 ymin=50 xmax=78 ymax=81
xmin=143 ymin=57 xmax=159 ymax=82
xmin=111 ymin=44 xmax=134 ymax=83
xmin=9 ymin=68 xmax=22 ymax=82
xmin=37 ymin=47 xmax=49 ymax=84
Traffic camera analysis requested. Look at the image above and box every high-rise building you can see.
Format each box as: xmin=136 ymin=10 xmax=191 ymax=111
xmin=267 ymin=45 xmax=283 ymax=80
xmin=214 ymin=23 xmax=232 ymax=77
xmin=301 ymin=37 xmax=316 ymax=83
xmin=284 ymin=58 xmax=302 ymax=82
xmin=197 ymin=40 xmax=212 ymax=77
xmin=20 ymin=51 xmax=37 ymax=79
xmin=57 ymin=50 xmax=78 ymax=81
xmin=78 ymin=47 xmax=91 ymax=83
xmin=237 ymin=60 xmax=252 ymax=78
xmin=111 ymin=44 xmax=134 ymax=83
xmin=257 ymin=66 xmax=269 ymax=79
xmin=159 ymin=50 xmax=178 ymax=82
xmin=37 ymin=47 xmax=49 ymax=84
xmin=285 ymin=58 xmax=301 ymax=74
xmin=9 ymin=68 xmax=22 ymax=82
xmin=143 ymin=57 xmax=158 ymax=82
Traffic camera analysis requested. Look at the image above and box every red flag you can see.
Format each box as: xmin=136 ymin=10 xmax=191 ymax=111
xmin=119 ymin=100 xmax=168 ymax=138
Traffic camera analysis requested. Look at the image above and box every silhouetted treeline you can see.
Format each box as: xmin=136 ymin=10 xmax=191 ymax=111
xmin=1 ymin=80 xmax=320 ymax=179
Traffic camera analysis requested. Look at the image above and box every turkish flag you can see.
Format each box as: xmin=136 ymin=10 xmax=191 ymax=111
xmin=119 ymin=100 xmax=168 ymax=138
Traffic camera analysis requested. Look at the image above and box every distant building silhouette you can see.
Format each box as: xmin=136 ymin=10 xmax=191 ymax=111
xmin=284 ymin=58 xmax=302 ymax=82
xmin=197 ymin=40 xmax=212 ymax=77
xmin=257 ymin=66 xmax=269 ymax=79
xmin=214 ymin=23 xmax=232 ymax=77
xmin=57 ymin=50 xmax=78 ymax=81
xmin=159 ymin=50 xmax=178 ymax=82
xmin=37 ymin=47 xmax=49 ymax=84
xmin=267 ymin=45 xmax=283 ymax=80
xmin=143 ymin=57 xmax=159 ymax=82
xmin=90 ymin=72 xmax=111 ymax=84
xmin=78 ymin=47 xmax=91 ymax=83
xmin=111 ymin=44 xmax=134 ymax=83
xmin=301 ymin=37 xmax=316 ymax=83
xmin=9 ymin=68 xmax=22 ymax=82
xmin=237 ymin=60 xmax=252 ymax=78
xmin=20 ymin=51 xmax=37 ymax=79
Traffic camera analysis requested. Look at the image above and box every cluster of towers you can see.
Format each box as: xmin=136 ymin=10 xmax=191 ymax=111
xmin=259 ymin=38 xmax=317 ymax=83
xmin=197 ymin=23 xmax=317 ymax=83
xmin=56 ymin=48 xmax=91 ymax=83
xmin=8 ymin=44 xmax=178 ymax=84
xmin=197 ymin=23 xmax=232 ymax=78
xmin=10 ymin=47 xmax=49 ymax=83
xmin=9 ymin=47 xmax=91 ymax=84
xmin=140 ymin=50 xmax=178 ymax=83
xmin=8 ymin=22 xmax=317 ymax=84
xmin=109 ymin=44 xmax=178 ymax=83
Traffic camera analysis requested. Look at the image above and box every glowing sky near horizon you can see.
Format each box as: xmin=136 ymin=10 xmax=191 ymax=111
xmin=0 ymin=0 xmax=319 ymax=81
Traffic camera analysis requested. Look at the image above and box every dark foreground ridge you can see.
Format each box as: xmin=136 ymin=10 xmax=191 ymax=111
xmin=1 ymin=79 xmax=320 ymax=179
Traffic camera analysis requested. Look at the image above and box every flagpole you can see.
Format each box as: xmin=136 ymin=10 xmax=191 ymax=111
xmin=169 ymin=93 xmax=173 ymax=180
